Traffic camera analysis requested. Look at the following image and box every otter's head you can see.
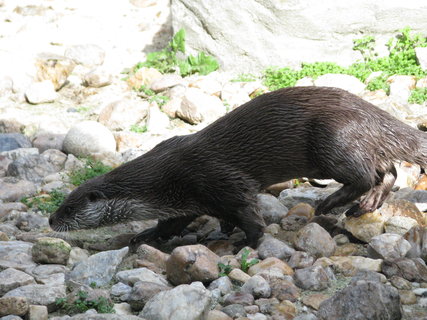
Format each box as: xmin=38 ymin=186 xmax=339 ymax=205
xmin=49 ymin=178 xmax=113 ymax=232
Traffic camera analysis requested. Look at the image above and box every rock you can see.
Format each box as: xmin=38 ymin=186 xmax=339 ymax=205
xmin=294 ymin=265 xmax=335 ymax=290
xmin=344 ymin=211 xmax=386 ymax=242
xmin=392 ymin=188 xmax=427 ymax=212
xmin=83 ymin=68 xmax=112 ymax=88
xmin=388 ymin=75 xmax=417 ymax=102
xmin=32 ymin=133 xmax=65 ymax=153
xmin=287 ymin=202 xmax=315 ymax=219
xmin=35 ymin=53 xmax=75 ymax=90
xmin=146 ymin=102 xmax=170 ymax=134
xmin=67 ymin=247 xmax=129 ymax=286
xmin=248 ymin=257 xmax=294 ymax=276
xmin=140 ymin=283 xmax=212 ymax=320
xmin=25 ymin=80 xmax=58 ymax=104
xmin=114 ymin=302 xmax=133 ymax=316
xmin=63 ymin=121 xmax=116 ymax=157
xmin=287 ymin=251 xmax=315 ymax=269
xmin=0 ymin=241 xmax=36 ymax=270
xmin=65 ymin=44 xmax=105 ymax=66
xmin=0 ymin=268 xmax=36 ymax=296
xmin=390 ymin=276 xmax=412 ymax=290
xmin=208 ymin=276 xmax=233 ymax=296
xmin=135 ymin=244 xmax=169 ymax=274
xmin=111 ymin=282 xmax=132 ymax=298
xmin=206 ymin=310 xmax=233 ymax=320
xmin=150 ymin=74 xmax=183 ymax=92
xmin=221 ymin=304 xmax=247 ymax=318
xmin=116 ymin=267 xmax=169 ymax=287
xmin=269 ymin=278 xmax=300 ymax=302
xmin=368 ymin=233 xmax=411 ymax=260
xmin=294 ymin=223 xmax=336 ymax=258
xmin=6 ymin=153 xmax=59 ymax=183
xmin=228 ymin=268 xmax=251 ymax=283
xmin=257 ymin=193 xmax=289 ymax=225
xmin=223 ymin=292 xmax=255 ymax=306
xmin=220 ymin=82 xmax=251 ymax=110
xmin=314 ymin=74 xmax=365 ymax=94
xmin=166 ymin=244 xmax=220 ymax=285
xmin=127 ymin=281 xmax=170 ymax=311
xmin=172 ymin=0 xmax=427 ymax=73
xmin=67 ymin=247 xmax=90 ymax=267
xmin=257 ymin=236 xmax=295 ymax=260
xmin=275 ymin=299 xmax=297 ymax=319
xmin=28 ymin=305 xmax=48 ymax=320
xmin=301 ymin=293 xmax=329 ymax=310
xmin=0 ymin=133 xmax=31 ymax=152
xmin=264 ymin=223 xmax=281 ymax=236
xmin=31 ymin=237 xmax=72 ymax=265
xmin=127 ymin=67 xmax=163 ymax=89
xmin=404 ymin=226 xmax=427 ymax=260
xmin=0 ymin=297 xmax=29 ymax=317
xmin=394 ymin=162 xmax=421 ymax=189
xmin=317 ymin=281 xmax=402 ymax=320
xmin=382 ymin=258 xmax=427 ymax=282
xmin=241 ymin=275 xmax=271 ymax=298
xmin=98 ymin=100 xmax=149 ymax=131
xmin=177 ymin=88 xmax=226 ymax=124
xmin=399 ymin=290 xmax=417 ymax=305
xmin=3 ymin=284 xmax=66 ymax=312
xmin=279 ymin=185 xmax=340 ymax=211
xmin=15 ymin=212 xmax=49 ymax=231
xmin=385 ymin=216 xmax=419 ymax=236
xmin=350 ymin=270 xmax=386 ymax=285
xmin=416 ymin=47 xmax=427 ymax=71
xmin=380 ymin=199 xmax=426 ymax=226
xmin=328 ymin=256 xmax=383 ymax=275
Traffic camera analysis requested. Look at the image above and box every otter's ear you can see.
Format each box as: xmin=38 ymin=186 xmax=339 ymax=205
xmin=87 ymin=190 xmax=106 ymax=202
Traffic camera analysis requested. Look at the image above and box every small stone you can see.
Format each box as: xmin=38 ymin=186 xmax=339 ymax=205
xmin=294 ymin=223 xmax=336 ymax=258
xmin=257 ymin=193 xmax=289 ymax=224
xmin=287 ymin=251 xmax=315 ymax=269
xmin=0 ymin=240 xmax=36 ymax=270
xmin=208 ymin=276 xmax=233 ymax=296
xmin=223 ymin=292 xmax=255 ymax=306
xmin=206 ymin=310 xmax=233 ymax=320
xmin=350 ymin=270 xmax=386 ymax=285
xmin=127 ymin=67 xmax=162 ymax=89
xmin=128 ymin=281 xmax=170 ymax=311
xmin=32 ymin=133 xmax=65 ymax=153
xmin=67 ymin=247 xmax=90 ymax=267
xmin=115 ymin=267 xmax=169 ymax=287
xmin=32 ymin=237 xmax=71 ymax=265
xmin=274 ymin=300 xmax=297 ymax=319
xmin=314 ymin=74 xmax=365 ymax=95
xmin=114 ymin=302 xmax=133 ymax=316
xmin=241 ymin=275 xmax=271 ymax=299
xmin=0 ymin=297 xmax=29 ymax=317
xmin=177 ymin=88 xmax=226 ymax=124
xmin=190 ymin=77 xmax=223 ymax=96
xmin=98 ymin=99 xmax=149 ymax=131
xmin=25 ymin=80 xmax=57 ymax=104
xmin=333 ymin=243 xmax=360 ymax=256
xmin=150 ymin=74 xmax=183 ymax=92
xmin=257 ymin=236 xmax=295 ymax=260
xmin=83 ymin=68 xmax=112 ymax=87
xmin=382 ymin=258 xmax=427 ymax=282
xmin=0 ymin=133 xmax=31 ymax=152
xmin=404 ymin=225 xmax=427 ymax=260
xmin=65 ymin=44 xmax=105 ymax=66
xmin=140 ymin=283 xmax=212 ymax=320
xmin=228 ymin=268 xmax=251 ymax=283
xmin=367 ymin=233 xmax=411 ymax=260
xmin=166 ymin=244 xmax=220 ymax=285
xmin=35 ymin=53 xmax=75 ymax=90
xmin=264 ymin=223 xmax=281 ymax=236
xmin=28 ymin=305 xmax=48 ymax=320
xmin=344 ymin=211 xmax=386 ymax=242
xmin=384 ymin=216 xmax=419 ymax=236
xmin=294 ymin=265 xmax=335 ymax=291
xmin=0 ymin=268 xmax=36 ymax=295
xmin=333 ymin=234 xmax=350 ymax=245
xmin=287 ymin=203 xmax=315 ymax=219
xmin=221 ymin=304 xmax=247 ymax=318
xmin=328 ymin=256 xmax=383 ymax=275
xmin=380 ymin=199 xmax=426 ymax=226
xmin=135 ymin=244 xmax=169 ymax=274
xmin=388 ymin=75 xmax=417 ymax=102
xmin=146 ymin=102 xmax=170 ymax=134
xmin=301 ymin=293 xmax=329 ymax=310
xmin=63 ymin=121 xmax=116 ymax=157
xmin=390 ymin=276 xmax=412 ymax=290
xmin=111 ymin=282 xmax=132 ymax=298
xmin=248 ymin=257 xmax=294 ymax=277
xmin=399 ymin=290 xmax=417 ymax=305
xmin=269 ymin=278 xmax=300 ymax=302
xmin=279 ymin=186 xmax=340 ymax=209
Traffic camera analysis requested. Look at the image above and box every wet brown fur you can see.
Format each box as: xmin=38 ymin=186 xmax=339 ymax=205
xmin=49 ymin=86 xmax=427 ymax=249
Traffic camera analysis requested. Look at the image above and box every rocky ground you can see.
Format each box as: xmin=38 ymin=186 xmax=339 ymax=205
xmin=1 ymin=1 xmax=427 ymax=320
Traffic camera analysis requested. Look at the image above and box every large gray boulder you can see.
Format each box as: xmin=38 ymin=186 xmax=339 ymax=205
xmin=171 ymin=0 xmax=427 ymax=72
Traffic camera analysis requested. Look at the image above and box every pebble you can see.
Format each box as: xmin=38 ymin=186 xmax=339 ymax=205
xmin=31 ymin=237 xmax=71 ymax=265
xmin=384 ymin=216 xmax=419 ymax=235
xmin=294 ymin=265 xmax=335 ymax=291
xmin=367 ymin=233 xmax=412 ymax=260
xmin=0 ymin=268 xmax=36 ymax=296
xmin=248 ymin=257 xmax=294 ymax=277
xmin=28 ymin=305 xmax=48 ymax=320
xmin=241 ymin=275 xmax=272 ymax=299
xmin=257 ymin=193 xmax=289 ymax=224
xmin=98 ymin=99 xmax=149 ymax=131
xmin=0 ymin=297 xmax=29 ymax=317
xmin=257 ymin=236 xmax=295 ymax=260
xmin=127 ymin=281 xmax=170 ymax=311
xmin=294 ymin=223 xmax=336 ymax=258
xmin=83 ymin=68 xmax=113 ymax=88
xmin=25 ymin=80 xmax=58 ymax=104
xmin=344 ymin=211 xmax=386 ymax=242
xmin=116 ymin=267 xmax=169 ymax=287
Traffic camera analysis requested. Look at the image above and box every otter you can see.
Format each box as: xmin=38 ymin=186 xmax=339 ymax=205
xmin=49 ymin=86 xmax=427 ymax=249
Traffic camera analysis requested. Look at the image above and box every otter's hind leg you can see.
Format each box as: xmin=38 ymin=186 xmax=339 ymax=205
xmin=129 ymin=215 xmax=196 ymax=251
xmin=346 ymin=166 xmax=397 ymax=217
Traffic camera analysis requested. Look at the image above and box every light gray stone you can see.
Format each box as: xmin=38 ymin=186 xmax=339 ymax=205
xmin=0 ymin=241 xmax=36 ymax=270
xmin=368 ymin=233 xmax=412 ymax=260
xmin=98 ymin=99 xmax=149 ymax=131
xmin=25 ymin=80 xmax=57 ymax=104
xmin=6 ymin=154 xmax=59 ymax=183
xmin=257 ymin=193 xmax=289 ymax=225
xmin=0 ymin=268 xmax=36 ymax=296
xmin=208 ymin=276 xmax=233 ymax=296
xmin=115 ymin=267 xmax=169 ymax=287
xmin=140 ymin=282 xmax=212 ymax=320
xmin=294 ymin=265 xmax=335 ymax=291
xmin=385 ymin=216 xmax=419 ymax=236
xmin=83 ymin=68 xmax=112 ymax=88
xmin=0 ymin=178 xmax=37 ymax=202
xmin=257 ymin=236 xmax=295 ymax=260
xmin=241 ymin=275 xmax=271 ymax=299
xmin=63 ymin=121 xmax=116 ymax=157
xmin=67 ymin=247 xmax=128 ymax=286
xmin=314 ymin=74 xmax=365 ymax=95
xmin=294 ymin=223 xmax=336 ymax=258
xmin=0 ymin=133 xmax=31 ymax=153
xmin=279 ymin=186 xmax=340 ymax=211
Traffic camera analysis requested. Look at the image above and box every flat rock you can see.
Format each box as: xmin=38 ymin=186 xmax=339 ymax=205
xmin=0 ymin=241 xmax=36 ymax=270
xmin=116 ymin=267 xmax=169 ymax=287
xmin=329 ymin=256 xmax=383 ymax=275
xmin=98 ymin=99 xmax=149 ymax=131
xmin=83 ymin=68 xmax=112 ymax=88
xmin=293 ymin=265 xmax=335 ymax=291
xmin=0 ymin=133 xmax=31 ymax=152
xmin=382 ymin=258 xmax=427 ymax=282
xmin=67 ymin=247 xmax=128 ymax=286
xmin=25 ymin=80 xmax=57 ymax=104
xmin=248 ymin=257 xmax=294 ymax=277
xmin=127 ymin=281 xmax=171 ymax=311
xmin=6 ymin=154 xmax=59 ymax=183
xmin=384 ymin=216 xmax=419 ymax=236
xmin=257 ymin=236 xmax=295 ymax=260
xmin=0 ymin=177 xmax=37 ymax=202
xmin=368 ymin=233 xmax=412 ymax=260
xmin=140 ymin=282 xmax=212 ymax=320
xmin=0 ymin=268 xmax=36 ymax=296
xmin=344 ymin=211 xmax=386 ymax=242
xmin=317 ymin=281 xmax=402 ymax=320
xmin=257 ymin=193 xmax=289 ymax=225
xmin=0 ymin=296 xmax=29 ymax=317
xmin=279 ymin=186 xmax=340 ymax=209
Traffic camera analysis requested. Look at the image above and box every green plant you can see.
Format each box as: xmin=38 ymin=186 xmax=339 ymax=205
xmin=408 ymin=87 xmax=427 ymax=104
xmin=130 ymin=123 xmax=148 ymax=133
xmin=218 ymin=262 xmax=233 ymax=277
xmin=55 ymin=290 xmax=115 ymax=314
xmin=366 ymin=74 xmax=390 ymax=93
xmin=21 ymin=189 xmax=66 ymax=215
xmin=240 ymin=248 xmax=259 ymax=273
xmin=131 ymin=29 xmax=219 ymax=77
xmin=69 ymin=158 xmax=112 ymax=186
xmin=353 ymin=35 xmax=377 ymax=62
xmin=137 ymin=85 xmax=170 ymax=106
xmin=231 ymin=73 xmax=258 ymax=82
